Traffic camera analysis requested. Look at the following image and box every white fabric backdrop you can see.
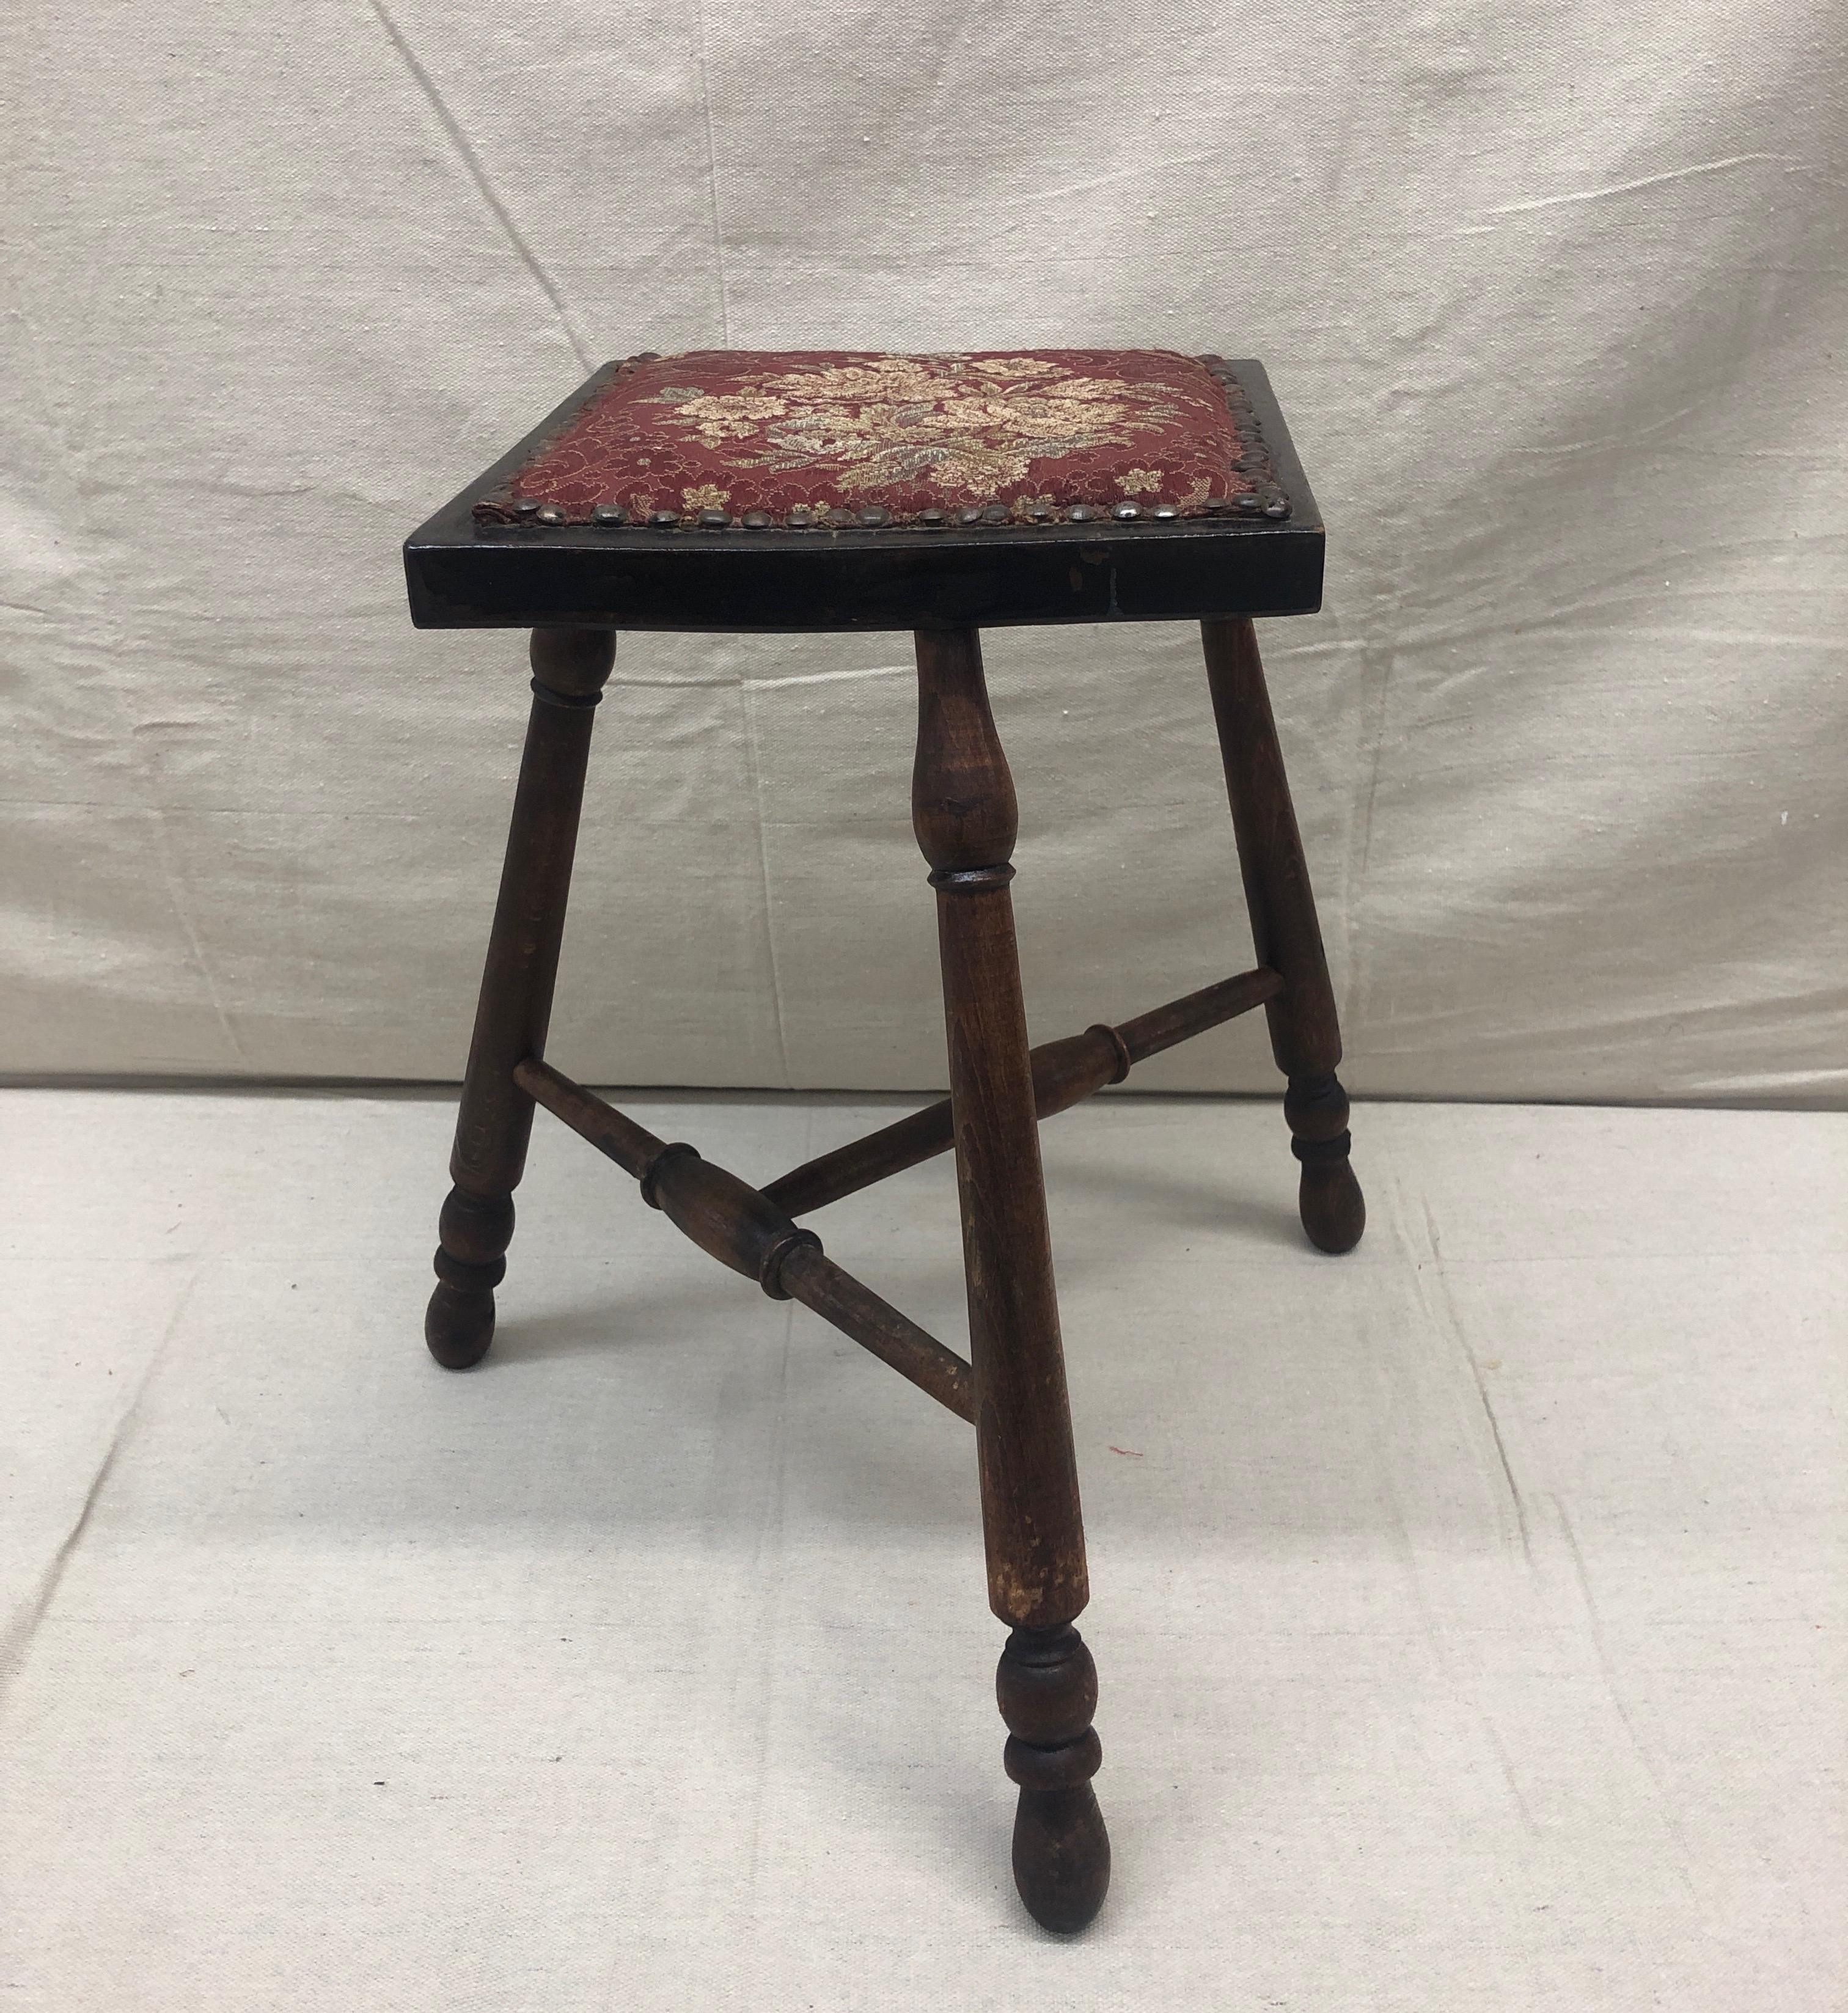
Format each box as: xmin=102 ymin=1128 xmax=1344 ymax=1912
xmin=3 ymin=1 xmax=1843 ymax=1099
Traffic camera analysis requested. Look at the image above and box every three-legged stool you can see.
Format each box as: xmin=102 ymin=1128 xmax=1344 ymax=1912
xmin=402 ymin=349 xmax=1365 ymax=1932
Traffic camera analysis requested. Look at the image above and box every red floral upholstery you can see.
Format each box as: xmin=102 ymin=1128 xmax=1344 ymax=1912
xmin=478 ymin=350 xmax=1257 ymax=526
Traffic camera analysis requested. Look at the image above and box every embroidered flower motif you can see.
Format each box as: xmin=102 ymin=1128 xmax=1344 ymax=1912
xmin=656 ymin=392 xmax=790 ymax=448
xmin=491 ymin=350 xmax=1253 ymax=524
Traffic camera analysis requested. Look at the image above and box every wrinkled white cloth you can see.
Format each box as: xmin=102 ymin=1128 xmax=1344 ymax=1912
xmin=2 ymin=3 xmax=1843 ymax=1098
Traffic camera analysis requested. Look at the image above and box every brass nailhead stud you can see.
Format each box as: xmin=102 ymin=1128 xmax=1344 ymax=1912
xmin=1263 ymin=497 xmax=1291 ymax=519
xmin=740 ymin=510 xmax=771 ymax=529
xmin=648 ymin=510 xmax=679 ymax=528
xmin=513 ymin=497 xmax=542 ymax=519
xmin=982 ymin=504 xmax=1011 ymax=524
xmin=786 ymin=507 xmax=815 ymax=529
xmin=1025 ymin=501 xmax=1054 ymax=523
xmin=1152 ymin=504 xmax=1180 ymax=520
xmin=590 ymin=504 xmax=626 ymax=527
xmin=535 ymin=504 xmax=567 ymax=526
xmin=958 ymin=507 xmax=985 ymax=526
xmin=1067 ymin=504 xmax=1096 ymax=522
xmin=698 ymin=507 xmax=730 ymax=529
xmin=916 ymin=507 xmax=946 ymax=527
xmin=1112 ymin=502 xmax=1141 ymax=521
xmin=1234 ymin=494 xmax=1263 ymax=515
xmin=857 ymin=506 xmax=890 ymax=527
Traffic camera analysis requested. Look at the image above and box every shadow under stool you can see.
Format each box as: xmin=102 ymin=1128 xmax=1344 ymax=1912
xmin=401 ymin=348 xmax=1365 ymax=1934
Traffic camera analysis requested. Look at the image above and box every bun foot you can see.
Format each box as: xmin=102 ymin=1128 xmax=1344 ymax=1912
xmin=1299 ymin=1157 xmax=1365 ymax=1255
xmin=425 ymin=1186 xmax=512 ymax=1369
xmin=998 ymin=1623 xmax=1109 ymax=1933
xmin=424 ymin=1274 xmax=496 ymax=1369
xmin=1285 ymin=1072 xmax=1365 ymax=1255
xmin=1010 ymin=1776 xmax=1111 ymax=1933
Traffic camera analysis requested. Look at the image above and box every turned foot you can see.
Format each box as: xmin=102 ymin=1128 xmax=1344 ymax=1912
xmin=997 ymin=1623 xmax=1110 ymax=1933
xmin=1285 ymin=1072 xmax=1365 ymax=1254
xmin=425 ymin=1185 xmax=513 ymax=1368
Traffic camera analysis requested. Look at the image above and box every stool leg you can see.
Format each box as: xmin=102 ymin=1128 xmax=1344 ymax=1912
xmin=1201 ymin=615 xmax=1365 ymax=1255
xmin=425 ymin=627 xmax=616 ymax=1368
xmin=913 ymin=628 xmax=1109 ymax=1934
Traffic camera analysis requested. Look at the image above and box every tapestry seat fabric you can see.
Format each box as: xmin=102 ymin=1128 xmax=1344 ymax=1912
xmin=476 ymin=349 xmax=1261 ymax=526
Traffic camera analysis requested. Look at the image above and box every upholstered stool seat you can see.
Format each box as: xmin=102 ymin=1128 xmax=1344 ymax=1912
xmin=474 ymin=347 xmax=1285 ymax=526
xmin=401 ymin=345 xmax=1363 ymax=1934
xmin=406 ymin=349 xmax=1321 ymax=631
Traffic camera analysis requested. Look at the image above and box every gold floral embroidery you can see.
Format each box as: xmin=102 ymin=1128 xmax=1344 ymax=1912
xmin=658 ymin=392 xmax=789 ymax=448
xmin=490 ymin=349 xmax=1253 ymax=523
xmin=640 ymin=355 xmax=1205 ymax=502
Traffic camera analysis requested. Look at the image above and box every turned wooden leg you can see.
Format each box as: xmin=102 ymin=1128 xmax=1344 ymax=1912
xmin=425 ymin=626 xmax=616 ymax=1368
xmin=914 ymin=627 xmax=1109 ymax=1934
xmin=1201 ymin=615 xmax=1365 ymax=1255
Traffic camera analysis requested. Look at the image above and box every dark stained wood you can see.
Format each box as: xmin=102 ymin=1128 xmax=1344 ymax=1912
xmin=408 ymin=378 xmax=1364 ymax=1928
xmin=1201 ymin=614 xmax=1365 ymax=1254
xmin=425 ymin=1185 xmax=512 ymax=1371
xmin=647 ymin=1148 xmax=815 ymax=1291
xmin=1285 ymin=1071 xmax=1366 ymax=1256
xmin=913 ymin=627 xmax=1084 ymax=1619
xmin=914 ymin=625 xmax=1109 ymax=1932
xmin=425 ymin=626 xmax=615 ymax=1369
xmin=779 ymin=1242 xmax=975 ymax=1424
xmin=998 ymin=1624 xmax=1110 ymax=1932
xmin=515 ymin=1057 xmax=976 ymax=1419
xmin=763 ymin=1098 xmax=974 ymax=1221
xmin=1115 ymin=964 xmax=1283 ymax=1063
xmin=1200 ymin=616 xmax=1338 ymax=1075
xmin=512 ymin=1054 xmax=663 ymax=1177
xmin=516 ymin=1057 xmax=809 ymax=1289
xmin=762 ymin=965 xmax=1282 ymax=1219
xmin=402 ymin=360 xmax=1322 ymax=634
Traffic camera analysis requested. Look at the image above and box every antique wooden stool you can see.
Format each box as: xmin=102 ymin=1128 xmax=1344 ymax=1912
xmin=402 ymin=349 xmax=1364 ymax=1933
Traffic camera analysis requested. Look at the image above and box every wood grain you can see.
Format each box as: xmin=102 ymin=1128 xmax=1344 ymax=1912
xmin=425 ymin=627 xmax=616 ymax=1369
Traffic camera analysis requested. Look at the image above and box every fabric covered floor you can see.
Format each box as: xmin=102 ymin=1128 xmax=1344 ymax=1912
xmin=2 ymin=1089 xmax=1842 ymax=2009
